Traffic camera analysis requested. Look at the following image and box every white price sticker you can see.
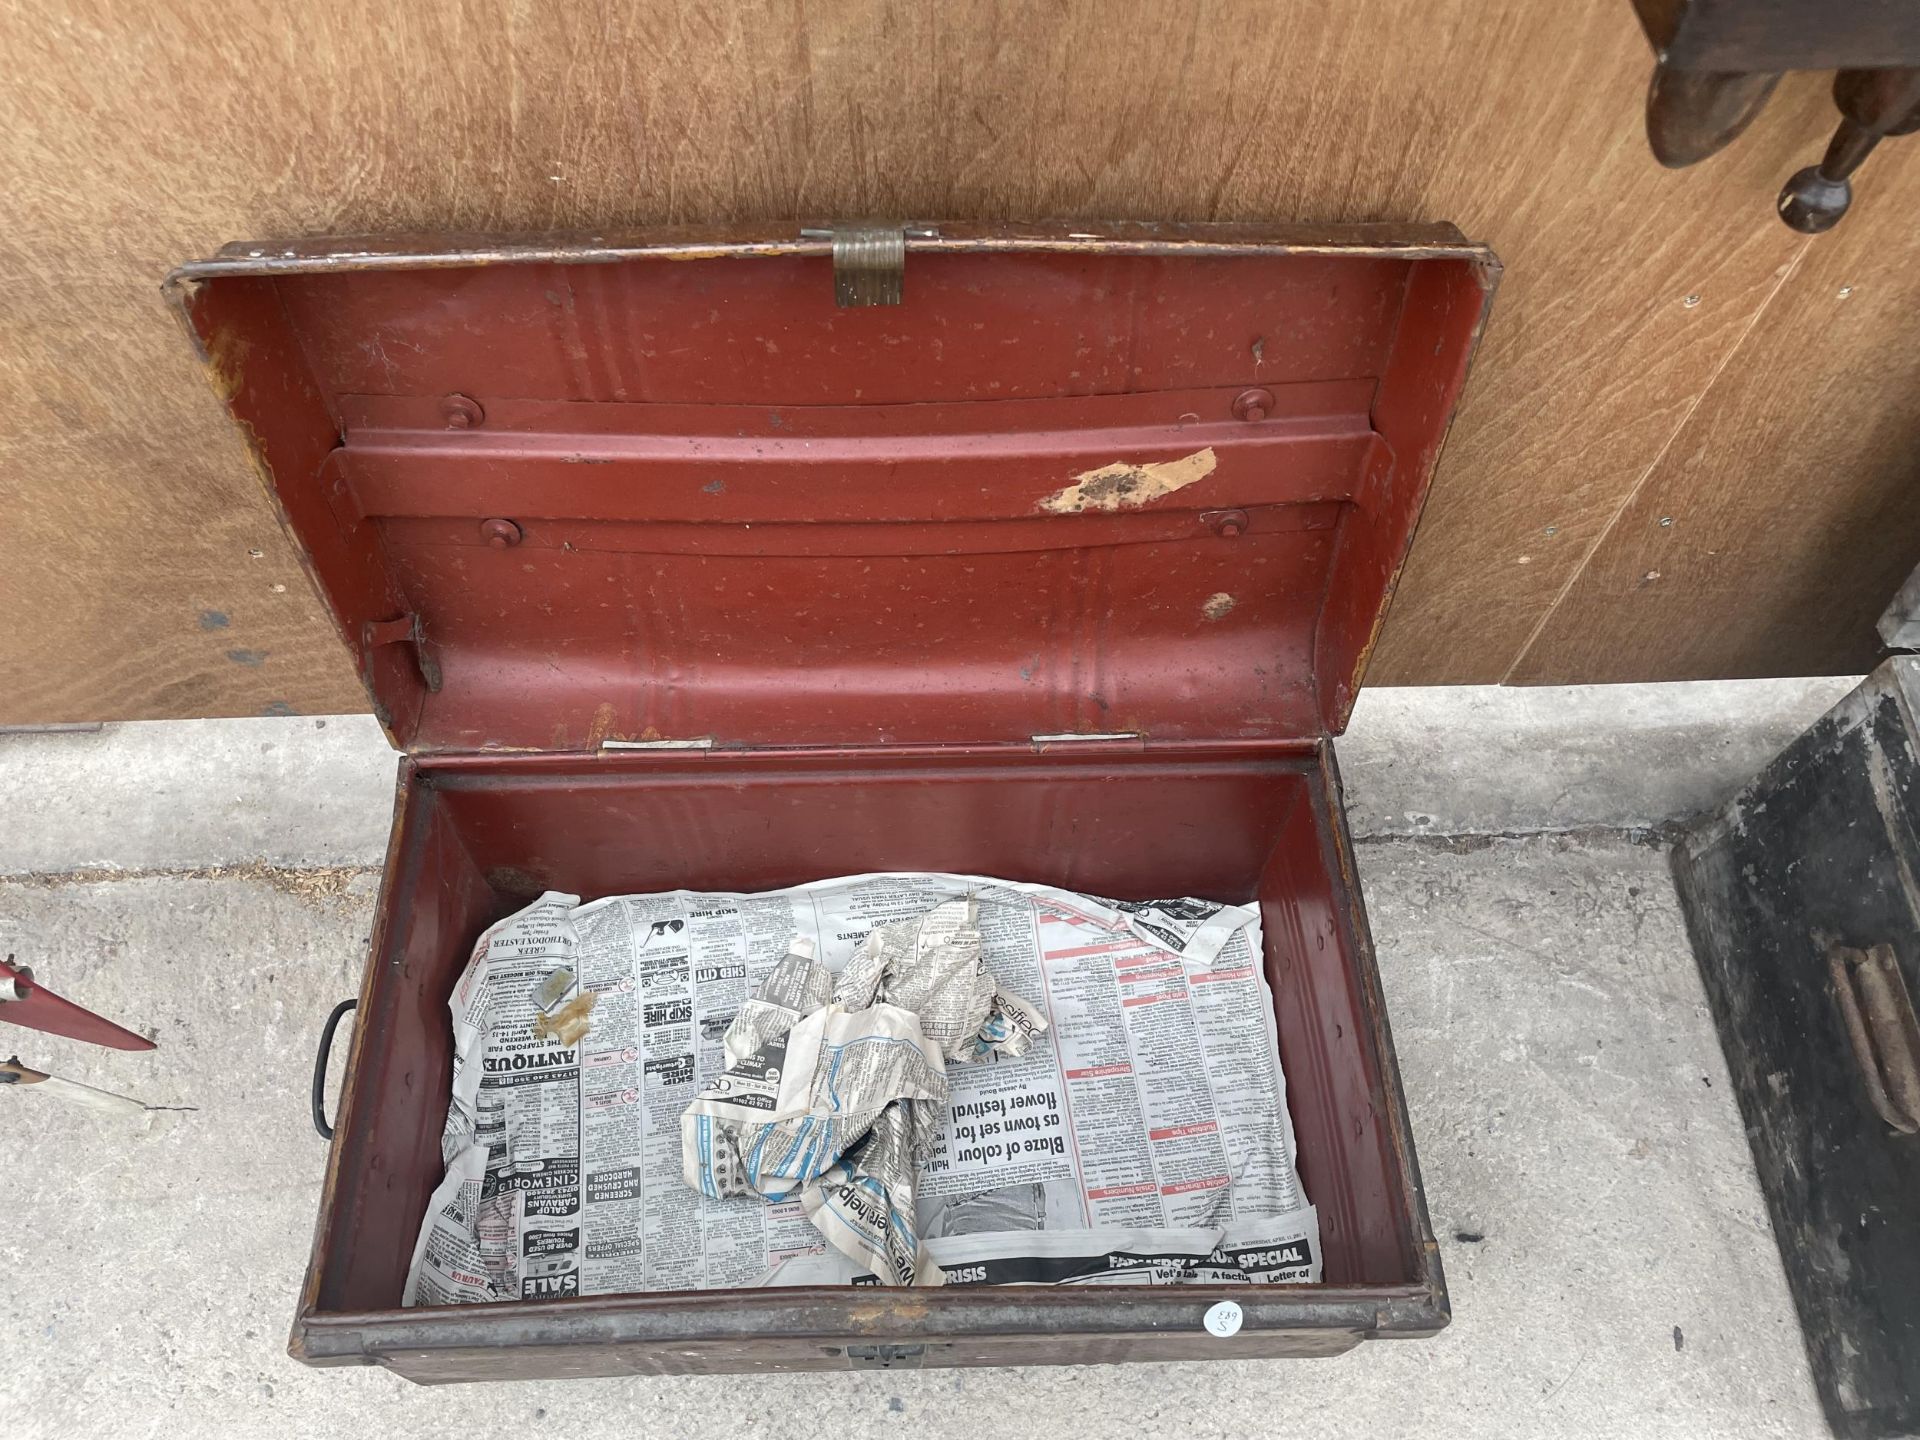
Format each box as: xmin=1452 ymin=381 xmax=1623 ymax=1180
xmin=1203 ymin=1300 xmax=1244 ymax=1338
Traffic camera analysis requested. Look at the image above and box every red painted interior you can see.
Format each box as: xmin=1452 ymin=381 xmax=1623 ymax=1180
xmin=311 ymin=743 xmax=1420 ymax=1314
xmin=178 ymin=239 xmax=1490 ymax=751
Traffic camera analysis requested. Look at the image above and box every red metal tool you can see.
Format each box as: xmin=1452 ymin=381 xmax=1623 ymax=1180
xmin=0 ymin=955 xmax=155 ymax=1051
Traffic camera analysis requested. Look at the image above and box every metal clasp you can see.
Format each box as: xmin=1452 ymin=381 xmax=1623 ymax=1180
xmin=799 ymin=224 xmax=937 ymax=307
xmin=1030 ymin=732 xmax=1144 ymax=749
xmin=846 ymin=1342 xmax=925 ymax=1370
xmin=361 ymin=612 xmax=443 ymax=694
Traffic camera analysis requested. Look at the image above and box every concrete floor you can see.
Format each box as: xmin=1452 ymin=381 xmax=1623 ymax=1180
xmin=0 ymin=680 xmax=1857 ymax=1440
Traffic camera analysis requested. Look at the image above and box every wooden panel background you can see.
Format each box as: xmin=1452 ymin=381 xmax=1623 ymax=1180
xmin=2 ymin=0 xmax=1916 ymax=725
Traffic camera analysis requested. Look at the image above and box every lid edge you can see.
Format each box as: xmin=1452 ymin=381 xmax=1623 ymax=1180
xmin=167 ymin=219 xmax=1491 ymax=287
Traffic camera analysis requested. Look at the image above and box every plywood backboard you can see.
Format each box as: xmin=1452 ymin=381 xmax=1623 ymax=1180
xmin=2 ymin=0 xmax=1913 ymax=725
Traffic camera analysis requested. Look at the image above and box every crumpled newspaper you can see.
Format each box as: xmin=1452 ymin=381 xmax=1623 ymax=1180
xmin=681 ymin=896 xmax=1044 ymax=1285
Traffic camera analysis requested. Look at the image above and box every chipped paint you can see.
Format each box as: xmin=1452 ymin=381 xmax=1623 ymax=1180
xmin=848 ymin=1296 xmax=931 ymax=1329
xmin=201 ymin=321 xmax=253 ymax=404
xmin=1039 ymin=447 xmax=1216 ymax=514
xmin=1202 ymin=592 xmax=1236 ymax=621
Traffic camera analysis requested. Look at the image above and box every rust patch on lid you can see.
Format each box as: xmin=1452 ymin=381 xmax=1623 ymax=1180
xmin=1040 ymin=447 xmax=1217 ymax=513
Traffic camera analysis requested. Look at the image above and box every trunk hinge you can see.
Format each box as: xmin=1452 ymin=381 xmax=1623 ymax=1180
xmin=799 ymin=224 xmax=938 ymax=307
xmin=362 ymin=613 xmax=442 ymax=693
xmin=599 ymin=734 xmax=1152 ymax=755
xmin=1030 ymin=731 xmax=1145 ymax=752
xmin=600 ymin=737 xmax=715 ymax=752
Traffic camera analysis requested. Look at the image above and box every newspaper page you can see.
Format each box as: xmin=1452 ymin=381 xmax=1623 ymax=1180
xmin=404 ymin=873 xmax=1319 ymax=1305
xmin=767 ymin=1209 xmax=1322 ymax=1288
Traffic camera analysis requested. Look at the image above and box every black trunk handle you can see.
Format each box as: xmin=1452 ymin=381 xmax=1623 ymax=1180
xmin=311 ymin=998 xmax=358 ymax=1140
xmin=1827 ymin=944 xmax=1920 ymax=1135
